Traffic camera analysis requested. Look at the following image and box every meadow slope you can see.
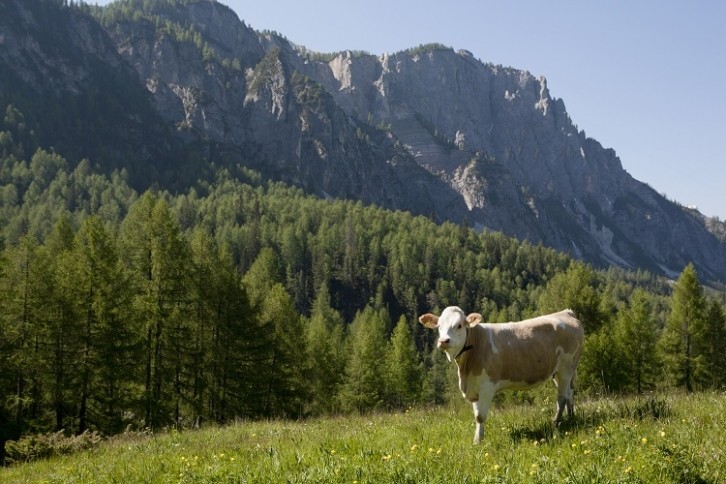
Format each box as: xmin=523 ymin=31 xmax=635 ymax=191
xmin=2 ymin=392 xmax=724 ymax=483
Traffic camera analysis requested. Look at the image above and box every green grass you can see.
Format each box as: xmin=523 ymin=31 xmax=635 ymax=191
xmin=2 ymin=392 xmax=724 ymax=483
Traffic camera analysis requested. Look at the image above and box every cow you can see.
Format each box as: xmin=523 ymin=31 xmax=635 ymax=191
xmin=419 ymin=306 xmax=584 ymax=444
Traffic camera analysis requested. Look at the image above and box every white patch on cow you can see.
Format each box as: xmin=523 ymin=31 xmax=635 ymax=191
xmin=487 ymin=327 xmax=498 ymax=354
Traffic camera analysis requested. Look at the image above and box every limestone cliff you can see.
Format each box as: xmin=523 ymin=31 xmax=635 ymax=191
xmin=2 ymin=0 xmax=725 ymax=282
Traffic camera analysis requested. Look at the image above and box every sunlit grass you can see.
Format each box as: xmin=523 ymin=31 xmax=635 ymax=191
xmin=2 ymin=391 xmax=723 ymax=483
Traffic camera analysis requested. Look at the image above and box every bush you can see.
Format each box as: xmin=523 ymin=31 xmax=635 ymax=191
xmin=4 ymin=430 xmax=103 ymax=464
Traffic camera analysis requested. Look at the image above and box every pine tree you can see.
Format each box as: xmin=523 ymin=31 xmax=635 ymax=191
xmin=659 ymin=264 xmax=707 ymax=392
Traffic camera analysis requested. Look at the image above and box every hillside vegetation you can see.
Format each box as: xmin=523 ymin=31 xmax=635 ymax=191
xmin=1 ymin=120 xmax=725 ymax=460
xmin=1 ymin=392 xmax=724 ymax=482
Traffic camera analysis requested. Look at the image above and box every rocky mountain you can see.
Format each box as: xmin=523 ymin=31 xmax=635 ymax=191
xmin=2 ymin=0 xmax=725 ymax=282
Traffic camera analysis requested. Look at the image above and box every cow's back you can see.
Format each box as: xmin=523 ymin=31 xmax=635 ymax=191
xmin=463 ymin=310 xmax=583 ymax=386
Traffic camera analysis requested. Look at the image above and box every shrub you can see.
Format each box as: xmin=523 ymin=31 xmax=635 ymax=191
xmin=4 ymin=430 xmax=103 ymax=464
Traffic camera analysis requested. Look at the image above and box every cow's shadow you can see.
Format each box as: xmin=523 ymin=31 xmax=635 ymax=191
xmin=508 ymin=416 xmax=579 ymax=444
xmin=507 ymin=395 xmax=671 ymax=444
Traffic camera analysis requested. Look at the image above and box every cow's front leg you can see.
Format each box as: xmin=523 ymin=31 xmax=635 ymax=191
xmin=471 ymin=387 xmax=495 ymax=444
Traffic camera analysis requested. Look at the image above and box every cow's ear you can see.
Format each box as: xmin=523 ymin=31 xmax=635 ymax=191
xmin=466 ymin=313 xmax=483 ymax=326
xmin=418 ymin=313 xmax=439 ymax=329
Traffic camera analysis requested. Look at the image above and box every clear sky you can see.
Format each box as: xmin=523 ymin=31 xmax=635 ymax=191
xmin=94 ymin=0 xmax=726 ymax=219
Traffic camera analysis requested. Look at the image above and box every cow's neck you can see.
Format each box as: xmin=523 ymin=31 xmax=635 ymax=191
xmin=455 ymin=327 xmax=474 ymax=360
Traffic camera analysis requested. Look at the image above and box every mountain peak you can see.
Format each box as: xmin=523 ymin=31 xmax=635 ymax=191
xmin=2 ymin=0 xmax=724 ymax=282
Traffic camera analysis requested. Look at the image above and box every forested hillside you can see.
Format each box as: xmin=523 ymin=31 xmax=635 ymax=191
xmin=3 ymin=0 xmax=726 ymax=282
xmin=1 ymin=123 xmax=725 ymax=461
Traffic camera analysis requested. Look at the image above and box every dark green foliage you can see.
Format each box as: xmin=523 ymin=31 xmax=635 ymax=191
xmin=401 ymin=43 xmax=453 ymax=57
xmin=338 ymin=306 xmax=388 ymax=413
xmin=702 ymin=299 xmax=726 ymax=388
xmin=538 ymin=260 xmax=606 ymax=331
xmin=614 ymin=289 xmax=660 ymax=393
xmin=4 ymin=429 xmax=102 ymax=464
xmin=248 ymin=49 xmax=284 ymax=95
xmin=659 ymin=264 xmax=708 ymax=391
xmin=384 ymin=316 xmax=423 ymax=409
xmin=304 ymin=284 xmax=346 ymax=415
xmin=291 ymin=71 xmax=326 ymax=112
xmin=0 ymin=132 xmax=724 ymax=451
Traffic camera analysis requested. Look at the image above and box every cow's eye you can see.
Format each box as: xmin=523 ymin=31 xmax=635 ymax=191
xmin=457 ymin=324 xmax=462 ymax=329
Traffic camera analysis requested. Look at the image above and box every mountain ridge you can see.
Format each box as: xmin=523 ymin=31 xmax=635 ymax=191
xmin=2 ymin=0 xmax=725 ymax=282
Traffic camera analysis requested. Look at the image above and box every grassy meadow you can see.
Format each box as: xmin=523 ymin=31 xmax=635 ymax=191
xmin=2 ymin=391 xmax=723 ymax=483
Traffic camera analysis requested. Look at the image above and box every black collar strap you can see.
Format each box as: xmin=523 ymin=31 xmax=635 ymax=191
xmin=455 ymin=327 xmax=474 ymax=359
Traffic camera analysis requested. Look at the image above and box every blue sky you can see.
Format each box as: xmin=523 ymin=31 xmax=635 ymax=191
xmin=95 ymin=0 xmax=726 ymax=219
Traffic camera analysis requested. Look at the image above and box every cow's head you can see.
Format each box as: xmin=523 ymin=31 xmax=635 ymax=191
xmin=419 ymin=306 xmax=482 ymax=361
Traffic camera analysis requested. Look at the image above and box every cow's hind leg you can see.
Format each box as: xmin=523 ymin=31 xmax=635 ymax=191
xmin=565 ymin=369 xmax=577 ymax=419
xmin=552 ymin=369 xmax=574 ymax=425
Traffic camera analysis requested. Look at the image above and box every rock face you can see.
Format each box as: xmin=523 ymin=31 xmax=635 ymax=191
xmin=2 ymin=0 xmax=725 ymax=282
xmin=0 ymin=0 xmax=177 ymax=182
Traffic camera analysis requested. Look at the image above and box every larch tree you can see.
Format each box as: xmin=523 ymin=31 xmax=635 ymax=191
xmin=614 ymin=289 xmax=660 ymax=393
xmin=702 ymin=299 xmax=726 ymax=388
xmin=538 ymin=260 xmax=603 ymax=331
xmin=338 ymin=306 xmax=387 ymax=413
xmin=76 ymin=216 xmax=137 ymax=433
xmin=41 ymin=215 xmax=83 ymax=432
xmin=0 ymin=236 xmax=44 ymax=430
xmin=659 ymin=264 xmax=707 ymax=392
xmin=384 ymin=315 xmax=422 ymax=409
xmin=258 ymin=283 xmax=306 ymax=418
xmin=120 ymin=192 xmax=191 ymax=428
xmin=304 ymin=283 xmax=346 ymax=415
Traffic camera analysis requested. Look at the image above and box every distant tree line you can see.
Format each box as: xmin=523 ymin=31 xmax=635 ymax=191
xmin=1 ymin=107 xmax=725 ymax=461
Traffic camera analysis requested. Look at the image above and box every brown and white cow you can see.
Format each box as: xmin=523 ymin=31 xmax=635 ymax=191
xmin=419 ymin=306 xmax=584 ymax=443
